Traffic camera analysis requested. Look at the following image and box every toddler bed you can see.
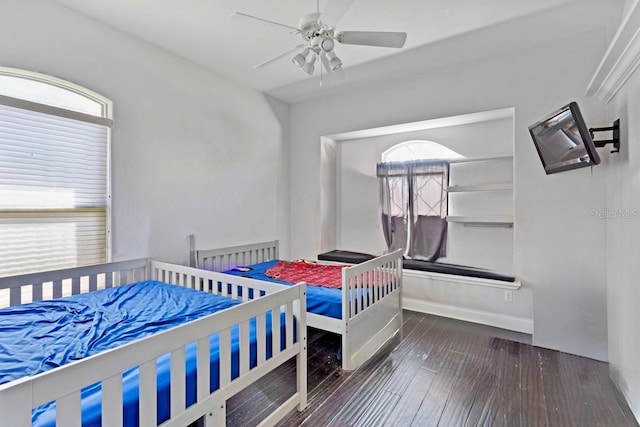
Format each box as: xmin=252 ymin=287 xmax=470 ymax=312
xmin=192 ymin=239 xmax=403 ymax=371
xmin=0 ymin=259 xmax=307 ymax=427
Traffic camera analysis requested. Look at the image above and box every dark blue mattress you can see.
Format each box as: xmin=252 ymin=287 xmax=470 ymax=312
xmin=224 ymin=260 xmax=343 ymax=319
xmin=0 ymin=280 xmax=289 ymax=426
xmin=318 ymin=250 xmax=516 ymax=282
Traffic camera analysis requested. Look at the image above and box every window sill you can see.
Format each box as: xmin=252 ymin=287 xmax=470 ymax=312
xmin=402 ymin=268 xmax=521 ymax=290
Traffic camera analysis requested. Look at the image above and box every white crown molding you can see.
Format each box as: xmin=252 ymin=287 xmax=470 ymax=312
xmin=587 ymin=0 xmax=640 ymax=103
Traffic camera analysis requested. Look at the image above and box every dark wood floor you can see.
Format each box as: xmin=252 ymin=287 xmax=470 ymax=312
xmin=226 ymin=311 xmax=638 ymax=427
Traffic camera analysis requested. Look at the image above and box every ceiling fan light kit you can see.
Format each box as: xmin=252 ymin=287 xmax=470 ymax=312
xmin=292 ymin=48 xmax=310 ymax=68
xmin=302 ymin=52 xmax=317 ymax=75
xmin=231 ymin=0 xmax=407 ymax=82
xmin=323 ymin=50 xmax=342 ymax=71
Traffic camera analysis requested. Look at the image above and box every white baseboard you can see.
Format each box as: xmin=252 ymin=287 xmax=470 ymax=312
xmin=404 ymin=298 xmax=533 ymax=334
xmin=610 ymin=366 xmax=640 ymax=424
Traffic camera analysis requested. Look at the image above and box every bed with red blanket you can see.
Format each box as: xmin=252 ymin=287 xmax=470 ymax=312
xmin=266 ymin=260 xmax=344 ymax=288
xmin=193 ymin=239 xmax=403 ymax=371
xmin=224 ymin=259 xmax=345 ymax=319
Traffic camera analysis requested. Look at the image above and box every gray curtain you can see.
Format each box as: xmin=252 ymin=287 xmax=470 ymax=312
xmin=378 ymin=162 xmax=410 ymax=253
xmin=409 ymin=161 xmax=449 ymax=261
xmin=377 ymin=160 xmax=449 ymax=261
xmin=411 ymin=216 xmax=447 ymax=261
xmin=381 ymin=214 xmax=408 ymax=253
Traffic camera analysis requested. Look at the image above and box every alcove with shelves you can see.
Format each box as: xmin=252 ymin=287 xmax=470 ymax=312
xmin=446 ymin=156 xmax=514 ymax=227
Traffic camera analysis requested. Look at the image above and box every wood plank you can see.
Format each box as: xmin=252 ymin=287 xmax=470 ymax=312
xmin=227 ymin=362 xmax=297 ymax=426
xmin=170 ymin=347 xmax=186 ymax=419
xmin=330 ymin=359 xmax=400 ymax=424
xmin=385 ymin=367 xmax=437 ymax=426
xmin=353 ymin=391 xmax=400 ymax=427
xmin=139 ymin=361 xmax=157 ymax=427
xmin=555 ymin=351 xmax=636 ymax=427
xmin=331 ymin=318 xmax=439 ymax=425
xmin=221 ymin=311 xmax=637 ymax=427
xmin=275 ymin=337 xmax=348 ymax=426
xmin=436 ymin=336 xmax=498 ymax=426
xmin=271 ymin=371 xmax=343 ymax=427
xmin=295 ymin=342 xmax=395 ymax=426
xmin=464 ymin=338 xmax=522 ymax=427
xmin=520 ymin=345 xmax=549 ymax=427
xmin=102 ymin=375 xmax=124 ymax=427
xmin=56 ymin=390 xmax=81 ymax=426
xmin=196 ymin=337 xmax=211 ymax=402
xmin=410 ymin=350 xmax=465 ymax=426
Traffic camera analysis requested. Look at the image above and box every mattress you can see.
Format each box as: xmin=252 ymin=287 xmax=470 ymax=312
xmin=317 ymin=250 xmax=376 ymax=264
xmin=318 ymin=250 xmax=515 ymax=282
xmin=0 ymin=281 xmax=288 ymax=426
xmin=224 ymin=260 xmax=343 ymax=319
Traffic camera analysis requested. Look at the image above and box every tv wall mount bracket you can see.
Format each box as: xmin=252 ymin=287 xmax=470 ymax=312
xmin=589 ymin=119 xmax=620 ymax=153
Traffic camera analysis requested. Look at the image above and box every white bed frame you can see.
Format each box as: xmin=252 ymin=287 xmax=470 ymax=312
xmin=0 ymin=259 xmax=307 ymax=427
xmin=194 ymin=240 xmax=403 ymax=371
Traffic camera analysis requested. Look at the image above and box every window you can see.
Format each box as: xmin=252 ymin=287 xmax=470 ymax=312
xmin=377 ymin=141 xmax=462 ymax=261
xmin=382 ymin=140 xmax=463 ymax=163
xmin=0 ymin=67 xmax=112 ymax=277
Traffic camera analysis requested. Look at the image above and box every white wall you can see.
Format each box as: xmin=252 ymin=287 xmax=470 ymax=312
xmin=289 ymin=17 xmax=613 ymax=358
xmin=606 ymin=72 xmax=640 ymax=421
xmin=0 ymin=0 xmax=289 ymax=264
xmin=601 ymin=7 xmax=640 ymax=420
xmin=336 ymin=117 xmax=514 ymax=274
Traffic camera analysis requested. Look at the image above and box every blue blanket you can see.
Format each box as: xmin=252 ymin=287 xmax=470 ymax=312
xmin=0 ymin=281 xmax=288 ymax=426
xmin=224 ymin=260 xmax=342 ymax=319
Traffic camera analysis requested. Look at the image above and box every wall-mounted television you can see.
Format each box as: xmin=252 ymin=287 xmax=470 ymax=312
xmin=529 ymin=102 xmax=601 ymax=175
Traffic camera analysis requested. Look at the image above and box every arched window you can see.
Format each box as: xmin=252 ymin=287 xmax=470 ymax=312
xmin=377 ymin=140 xmax=461 ymax=261
xmin=0 ymin=67 xmax=113 ymax=278
xmin=382 ymin=140 xmax=463 ymax=162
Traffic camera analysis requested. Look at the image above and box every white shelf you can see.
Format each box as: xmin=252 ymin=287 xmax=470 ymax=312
xmin=446 ymin=216 xmax=514 ymax=227
xmin=447 ymin=183 xmax=513 ymax=192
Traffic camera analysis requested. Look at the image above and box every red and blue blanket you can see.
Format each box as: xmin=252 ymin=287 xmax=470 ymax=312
xmin=266 ymin=260 xmax=345 ymax=289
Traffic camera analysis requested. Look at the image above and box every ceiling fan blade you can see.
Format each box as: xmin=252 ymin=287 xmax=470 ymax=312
xmin=337 ymin=31 xmax=407 ymax=48
xmin=320 ymin=53 xmax=346 ymax=83
xmin=331 ymin=65 xmax=346 ymax=81
xmin=254 ymin=44 xmax=307 ymax=69
xmin=231 ymin=12 xmax=300 ymax=33
xmin=319 ymin=0 xmax=356 ymax=28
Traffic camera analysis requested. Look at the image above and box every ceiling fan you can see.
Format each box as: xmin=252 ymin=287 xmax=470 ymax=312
xmin=231 ymin=0 xmax=407 ymax=83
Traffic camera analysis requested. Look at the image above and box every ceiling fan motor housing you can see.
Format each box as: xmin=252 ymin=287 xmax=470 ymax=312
xmin=299 ymin=12 xmax=322 ymax=40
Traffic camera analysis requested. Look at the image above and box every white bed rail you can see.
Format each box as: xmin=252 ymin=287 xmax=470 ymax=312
xmin=152 ymin=260 xmax=293 ymax=302
xmin=342 ymin=249 xmax=403 ymax=322
xmin=0 ymin=259 xmax=148 ymax=309
xmin=339 ymin=249 xmax=403 ymax=370
xmin=0 ymin=261 xmax=307 ymax=427
xmin=196 ymin=240 xmax=279 ymax=271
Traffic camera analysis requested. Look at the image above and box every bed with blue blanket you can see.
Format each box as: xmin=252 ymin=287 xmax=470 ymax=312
xmin=193 ymin=239 xmax=404 ymax=372
xmin=0 ymin=259 xmax=307 ymax=427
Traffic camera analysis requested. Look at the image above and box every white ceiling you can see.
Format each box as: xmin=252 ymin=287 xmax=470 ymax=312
xmin=54 ymin=0 xmax=589 ymax=102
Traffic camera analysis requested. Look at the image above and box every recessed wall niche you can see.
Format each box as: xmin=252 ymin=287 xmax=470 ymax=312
xmin=320 ymin=107 xmax=515 ymax=275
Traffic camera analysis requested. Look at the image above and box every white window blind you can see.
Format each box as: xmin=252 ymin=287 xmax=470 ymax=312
xmin=0 ymin=101 xmax=109 ymax=277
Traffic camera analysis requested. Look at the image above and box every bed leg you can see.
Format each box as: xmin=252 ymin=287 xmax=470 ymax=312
xmin=203 ymin=402 xmax=226 ymax=427
xmin=399 ymin=300 xmax=404 ymax=341
xmin=341 ymin=329 xmax=350 ymax=371
xmin=297 ymin=349 xmax=308 ymax=410
xmin=297 ymin=285 xmax=308 ymax=411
